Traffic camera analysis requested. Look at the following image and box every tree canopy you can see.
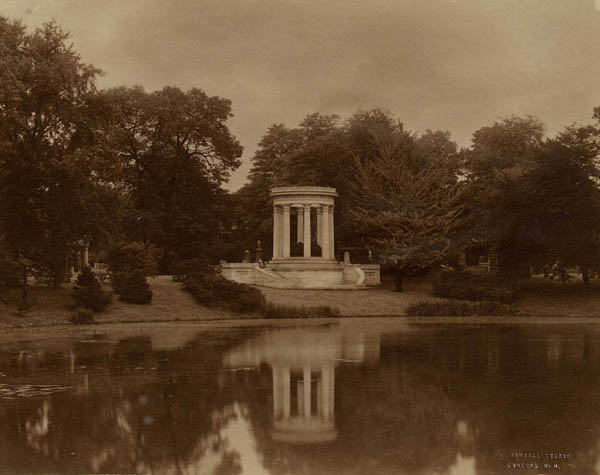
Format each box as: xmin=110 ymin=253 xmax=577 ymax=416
xmin=0 ymin=18 xmax=115 ymax=286
xmin=96 ymin=85 xmax=243 ymax=271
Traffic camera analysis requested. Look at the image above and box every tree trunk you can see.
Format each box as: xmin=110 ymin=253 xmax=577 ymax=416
xmin=394 ymin=265 xmax=403 ymax=292
xmin=581 ymin=266 xmax=590 ymax=286
xmin=21 ymin=265 xmax=29 ymax=309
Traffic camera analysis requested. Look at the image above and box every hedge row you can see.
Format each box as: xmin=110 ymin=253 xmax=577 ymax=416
xmin=406 ymin=300 xmax=517 ymax=316
xmin=182 ymin=273 xmax=265 ymax=313
xmin=433 ymin=271 xmax=515 ymax=303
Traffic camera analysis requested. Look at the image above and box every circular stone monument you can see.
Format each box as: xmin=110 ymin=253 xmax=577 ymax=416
xmin=221 ymin=186 xmax=380 ymax=289
xmin=267 ymin=186 xmax=363 ymax=288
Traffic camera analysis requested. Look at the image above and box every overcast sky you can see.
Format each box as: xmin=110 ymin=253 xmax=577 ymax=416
xmin=2 ymin=0 xmax=600 ymax=190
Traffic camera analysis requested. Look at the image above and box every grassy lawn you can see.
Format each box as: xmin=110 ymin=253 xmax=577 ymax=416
xmin=3 ymin=273 xmax=600 ymax=328
xmin=514 ymin=275 xmax=600 ymax=317
xmin=259 ymin=275 xmax=442 ymax=316
xmin=0 ymin=276 xmax=236 ymax=328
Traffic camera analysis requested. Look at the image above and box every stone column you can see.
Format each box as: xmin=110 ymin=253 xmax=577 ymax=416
xmin=282 ymin=205 xmax=291 ymax=258
xmin=329 ymin=206 xmax=335 ymax=260
xmin=321 ymin=365 xmax=331 ymax=419
xmin=296 ymin=208 xmax=304 ymax=244
xmin=273 ymin=206 xmax=281 ymax=259
xmin=297 ymin=380 xmax=305 ymax=417
xmin=329 ymin=363 xmax=335 ymax=416
xmin=83 ymin=244 xmax=89 ymax=267
xmin=282 ymin=366 xmax=291 ymax=419
xmin=321 ymin=205 xmax=330 ymax=259
xmin=303 ymin=205 xmax=311 ymax=258
xmin=316 ymin=206 xmax=323 ymax=247
xmin=272 ymin=366 xmax=281 ymax=419
xmin=316 ymin=379 xmax=322 ymax=416
xmin=303 ymin=366 xmax=311 ymax=419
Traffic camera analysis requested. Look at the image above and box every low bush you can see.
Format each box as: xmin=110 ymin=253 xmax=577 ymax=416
xmin=73 ymin=267 xmax=112 ymax=312
xmin=107 ymin=241 xmax=159 ymax=276
xmin=406 ymin=300 xmax=517 ymax=316
xmin=262 ymin=302 xmax=340 ymax=319
xmin=183 ymin=272 xmax=265 ymax=313
xmin=171 ymin=258 xmax=212 ymax=282
xmin=69 ymin=307 xmax=95 ymax=324
xmin=433 ymin=271 xmax=515 ymax=303
xmin=118 ymin=270 xmax=153 ymax=304
xmin=0 ymin=256 xmax=22 ymax=287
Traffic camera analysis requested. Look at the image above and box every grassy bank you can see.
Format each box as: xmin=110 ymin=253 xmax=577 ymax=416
xmin=0 ymin=276 xmax=236 ymax=328
xmin=3 ymin=274 xmax=600 ymax=329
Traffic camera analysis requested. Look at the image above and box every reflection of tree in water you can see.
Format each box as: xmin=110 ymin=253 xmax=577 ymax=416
xmin=0 ymin=330 xmax=259 ymax=474
xmin=393 ymin=326 xmax=600 ymax=475
xmin=3 ymin=326 xmax=600 ymax=474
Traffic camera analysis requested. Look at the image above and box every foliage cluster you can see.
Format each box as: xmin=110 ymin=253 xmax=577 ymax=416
xmin=72 ymin=266 xmax=112 ymax=312
xmin=405 ymin=300 xmax=517 ymax=316
xmin=182 ymin=272 xmax=265 ymax=313
xmin=432 ymin=271 xmax=515 ymax=303
xmin=0 ymin=16 xmax=242 ymax=308
xmin=543 ymin=259 xmax=573 ymax=285
xmin=116 ymin=270 xmax=153 ymax=304
xmin=171 ymin=258 xmax=213 ymax=282
xmin=107 ymin=241 xmax=159 ymax=276
xmin=0 ymin=256 xmax=22 ymax=287
xmin=262 ymin=302 xmax=340 ymax=319
xmin=234 ymin=110 xmax=466 ymax=272
xmin=107 ymin=242 xmax=155 ymax=304
xmin=69 ymin=307 xmax=96 ymax=324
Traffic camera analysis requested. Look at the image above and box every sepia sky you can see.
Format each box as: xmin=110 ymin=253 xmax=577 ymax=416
xmin=2 ymin=0 xmax=600 ymax=190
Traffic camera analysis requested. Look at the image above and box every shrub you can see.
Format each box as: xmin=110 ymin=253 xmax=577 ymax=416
xmin=75 ymin=266 xmax=99 ymax=287
xmin=70 ymin=307 xmax=95 ymax=324
xmin=73 ymin=267 xmax=112 ymax=312
xmin=183 ymin=272 xmax=265 ymax=313
xmin=171 ymin=258 xmax=212 ymax=282
xmin=406 ymin=300 xmax=517 ymax=316
xmin=262 ymin=302 xmax=340 ymax=319
xmin=107 ymin=241 xmax=158 ymax=276
xmin=118 ymin=270 xmax=153 ymax=304
xmin=0 ymin=256 xmax=22 ymax=287
xmin=543 ymin=259 xmax=572 ymax=284
xmin=433 ymin=271 xmax=515 ymax=303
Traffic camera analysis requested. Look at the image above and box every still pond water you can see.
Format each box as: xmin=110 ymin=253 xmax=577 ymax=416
xmin=1 ymin=321 xmax=600 ymax=474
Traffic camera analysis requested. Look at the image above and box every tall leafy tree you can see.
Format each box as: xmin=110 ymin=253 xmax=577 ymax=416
xmin=98 ymin=86 xmax=243 ymax=271
xmin=464 ymin=116 xmax=546 ymax=276
xmin=515 ymin=126 xmax=600 ymax=283
xmin=236 ymin=109 xmax=463 ymax=261
xmin=0 ymin=18 xmax=116 ymax=294
xmin=465 ymin=115 xmax=600 ymax=280
xmin=351 ymin=119 xmax=469 ymax=279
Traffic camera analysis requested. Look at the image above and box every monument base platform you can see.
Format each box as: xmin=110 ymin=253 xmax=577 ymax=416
xmin=221 ymin=259 xmax=380 ymax=289
xmin=272 ymin=417 xmax=337 ymax=443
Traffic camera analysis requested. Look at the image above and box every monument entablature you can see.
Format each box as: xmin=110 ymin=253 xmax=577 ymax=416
xmin=271 ymin=186 xmax=337 ymax=207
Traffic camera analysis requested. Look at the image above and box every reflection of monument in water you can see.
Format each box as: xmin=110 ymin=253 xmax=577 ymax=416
xmin=223 ymin=329 xmax=380 ymax=444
